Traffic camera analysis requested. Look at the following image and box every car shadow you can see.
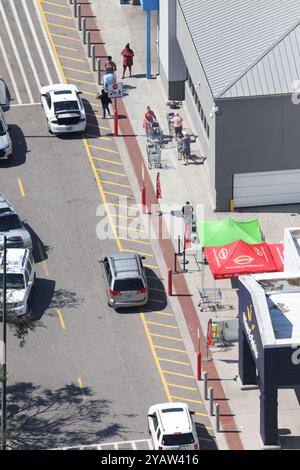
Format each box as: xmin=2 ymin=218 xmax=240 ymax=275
xmin=24 ymin=224 xmax=49 ymax=263
xmin=31 ymin=278 xmax=56 ymax=321
xmin=0 ymin=124 xmax=27 ymax=167
xmin=115 ymin=267 xmax=167 ymax=314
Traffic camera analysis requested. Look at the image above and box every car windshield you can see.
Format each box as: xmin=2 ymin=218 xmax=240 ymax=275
xmin=0 ymin=120 xmax=6 ymax=136
xmin=162 ymin=433 xmax=195 ymax=446
xmin=54 ymin=101 xmax=79 ymax=113
xmin=113 ymin=278 xmax=144 ymax=291
xmin=0 ymin=214 xmax=22 ymax=231
xmin=0 ymin=273 xmax=25 ymax=289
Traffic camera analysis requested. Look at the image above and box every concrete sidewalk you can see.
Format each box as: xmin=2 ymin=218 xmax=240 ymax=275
xmin=89 ymin=0 xmax=300 ymax=450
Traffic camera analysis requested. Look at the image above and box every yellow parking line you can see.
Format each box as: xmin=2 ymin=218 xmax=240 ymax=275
xmin=167 ymin=383 xmax=198 ymax=392
xmin=147 ymin=321 xmax=177 ymax=329
xmin=149 ymin=287 xmax=166 ymax=293
xmin=82 ymin=90 xmax=98 ymax=96
xmin=119 ymin=237 xmax=150 ymax=246
xmin=158 ymin=357 xmax=190 ymax=366
xmin=63 ymin=66 xmax=93 ymax=75
xmin=154 ymin=311 xmax=174 ymax=317
xmin=99 ymin=179 xmax=131 ymax=189
xmin=89 ymin=145 xmax=118 ymax=154
xmin=41 ymin=1 xmax=69 ymax=9
xmin=42 ymin=261 xmax=49 ymax=277
xmin=17 ymin=178 xmax=26 ymax=197
xmin=87 ymin=122 xmax=111 ymax=131
xmin=55 ymin=44 xmax=79 ymax=52
xmin=58 ymin=55 xmax=85 ymax=63
xmin=162 ymin=371 xmax=195 ymax=380
xmin=170 ymin=396 xmax=203 ymax=405
xmin=51 ymin=33 xmax=80 ymax=42
xmin=92 ymin=157 xmax=122 ymax=166
xmin=195 ymin=411 xmax=209 ymax=417
xmin=115 ymin=225 xmax=146 ymax=233
xmin=44 ymin=10 xmax=73 ymax=19
xmin=154 ymin=345 xmax=187 ymax=354
xmin=96 ymin=168 xmax=126 ymax=177
xmin=140 ymin=312 xmax=172 ymax=402
xmin=77 ymin=377 xmax=87 ymax=400
xmin=104 ymin=191 xmax=134 ymax=200
xmin=123 ymin=248 xmax=154 ymax=258
xmin=85 ymin=134 xmax=111 ymax=141
xmin=150 ymin=333 xmax=182 ymax=342
xmin=65 ymin=76 xmax=96 ymax=86
xmin=56 ymin=308 xmax=66 ymax=330
xmin=48 ymin=22 xmax=76 ymax=31
xmin=197 ymin=423 xmax=213 ymax=431
xmin=144 ymin=263 xmax=159 ymax=270
xmin=148 ymin=298 xmax=165 ymax=304
xmin=111 ymin=212 xmax=138 ymax=221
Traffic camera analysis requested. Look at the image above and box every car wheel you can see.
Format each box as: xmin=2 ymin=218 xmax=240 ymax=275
xmin=47 ymin=122 xmax=53 ymax=134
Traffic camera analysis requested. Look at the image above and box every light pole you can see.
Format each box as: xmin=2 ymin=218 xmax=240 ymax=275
xmin=1 ymin=235 xmax=7 ymax=450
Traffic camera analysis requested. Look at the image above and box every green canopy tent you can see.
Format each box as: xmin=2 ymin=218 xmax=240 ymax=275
xmin=197 ymin=217 xmax=263 ymax=248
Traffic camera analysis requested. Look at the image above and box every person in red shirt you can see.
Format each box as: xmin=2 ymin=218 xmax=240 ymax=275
xmin=142 ymin=106 xmax=157 ymax=135
xmin=121 ymin=44 xmax=135 ymax=79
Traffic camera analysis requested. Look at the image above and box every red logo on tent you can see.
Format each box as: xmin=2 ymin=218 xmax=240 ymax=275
xmin=253 ymin=247 xmax=263 ymax=256
xmin=218 ymin=248 xmax=228 ymax=260
xmin=233 ymin=255 xmax=254 ymax=265
xmin=156 ymin=172 xmax=162 ymax=200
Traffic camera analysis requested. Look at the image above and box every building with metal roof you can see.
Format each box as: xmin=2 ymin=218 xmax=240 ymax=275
xmin=158 ymin=0 xmax=300 ymax=210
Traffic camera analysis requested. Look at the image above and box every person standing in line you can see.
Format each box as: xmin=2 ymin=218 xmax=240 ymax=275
xmin=104 ymin=56 xmax=117 ymax=75
xmin=171 ymin=112 xmax=183 ymax=140
xmin=121 ymin=43 xmax=135 ymax=79
xmin=142 ymin=106 xmax=157 ymax=136
xmin=179 ymin=131 xmax=191 ymax=164
xmin=96 ymin=89 xmax=112 ymax=119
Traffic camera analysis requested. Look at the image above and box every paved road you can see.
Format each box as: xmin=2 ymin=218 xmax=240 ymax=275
xmin=0 ymin=0 xmax=216 ymax=450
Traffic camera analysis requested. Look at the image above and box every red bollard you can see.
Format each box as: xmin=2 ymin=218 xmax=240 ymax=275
xmin=168 ymin=268 xmax=172 ymax=296
xmin=141 ymin=185 xmax=146 ymax=212
xmin=197 ymin=352 xmax=202 ymax=381
xmin=114 ymin=109 xmax=118 ymax=136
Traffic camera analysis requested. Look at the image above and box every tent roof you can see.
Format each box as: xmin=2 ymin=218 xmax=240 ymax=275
xmin=197 ymin=217 xmax=263 ymax=248
xmin=204 ymin=240 xmax=278 ymax=279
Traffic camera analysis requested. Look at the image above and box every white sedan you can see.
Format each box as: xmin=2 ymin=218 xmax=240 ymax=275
xmin=40 ymin=84 xmax=86 ymax=134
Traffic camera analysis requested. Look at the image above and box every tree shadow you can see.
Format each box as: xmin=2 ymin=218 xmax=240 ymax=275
xmin=50 ymin=288 xmax=84 ymax=310
xmin=6 ymin=381 xmax=127 ymax=449
xmin=0 ymin=125 xmax=27 ymax=167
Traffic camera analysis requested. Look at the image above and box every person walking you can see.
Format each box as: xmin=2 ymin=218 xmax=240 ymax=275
xmin=121 ymin=43 xmax=134 ymax=79
xmin=104 ymin=56 xmax=117 ymax=75
xmin=142 ymin=106 xmax=157 ymax=136
xmin=182 ymin=201 xmax=193 ymax=220
xmin=96 ymin=89 xmax=112 ymax=118
xmin=171 ymin=112 xmax=183 ymax=140
xmin=179 ymin=131 xmax=191 ymax=164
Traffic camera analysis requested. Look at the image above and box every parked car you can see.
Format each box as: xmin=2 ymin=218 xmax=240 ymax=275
xmin=0 ymin=193 xmax=33 ymax=250
xmin=40 ymin=83 xmax=86 ymax=134
xmin=0 ymin=248 xmax=35 ymax=316
xmin=101 ymin=252 xmax=148 ymax=308
xmin=0 ymin=106 xmax=12 ymax=160
xmin=148 ymin=402 xmax=200 ymax=450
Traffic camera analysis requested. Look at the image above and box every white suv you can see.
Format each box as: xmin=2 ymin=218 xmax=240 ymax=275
xmin=0 ymin=249 xmax=35 ymax=316
xmin=0 ymin=106 xmax=12 ymax=160
xmin=148 ymin=402 xmax=200 ymax=450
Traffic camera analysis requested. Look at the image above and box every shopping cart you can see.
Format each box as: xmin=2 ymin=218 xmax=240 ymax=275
xmin=197 ymin=287 xmax=223 ymax=311
xmin=166 ymin=112 xmax=175 ymax=137
xmin=147 ymin=121 xmax=164 ymax=147
xmin=146 ymin=142 xmax=161 ymax=169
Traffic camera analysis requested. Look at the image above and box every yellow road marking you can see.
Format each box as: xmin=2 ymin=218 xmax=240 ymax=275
xmin=147 ymin=321 xmax=177 ymax=329
xmin=199 ymin=437 xmax=215 ymax=442
xmin=195 ymin=411 xmax=209 ymax=417
xmin=77 ymin=377 xmax=87 ymax=400
xmin=92 ymin=157 xmax=122 ymax=166
xmin=37 ymin=0 xmax=65 ymax=79
xmin=56 ymin=308 xmax=66 ymax=330
xmin=17 ymin=178 xmax=26 ymax=197
xmin=150 ymin=333 xmax=182 ymax=342
xmin=104 ymin=191 xmax=134 ymax=200
xmin=96 ymin=168 xmax=126 ymax=177
xmin=144 ymin=263 xmax=159 ymax=270
xmin=87 ymin=122 xmax=111 ymax=131
xmin=55 ymin=44 xmax=79 ymax=52
xmin=197 ymin=423 xmax=213 ymax=431
xmin=162 ymin=370 xmax=195 ymax=379
xmin=153 ymin=311 xmax=174 ymax=317
xmin=63 ymin=66 xmax=93 ymax=75
xmin=89 ymin=145 xmax=118 ymax=154
xmin=48 ymin=22 xmax=76 ymax=31
xmin=149 ymin=287 xmax=166 ymax=293
xmin=99 ymin=179 xmax=131 ymax=189
xmin=42 ymin=261 xmax=49 ymax=277
xmin=111 ymin=212 xmax=138 ymax=221
xmin=58 ymin=55 xmax=85 ymax=63
xmin=82 ymin=90 xmax=98 ymax=96
xmin=154 ymin=345 xmax=187 ymax=354
xmin=171 ymin=396 xmax=203 ymax=405
xmin=44 ymin=10 xmax=72 ymax=19
xmin=123 ymin=248 xmax=154 ymax=258
xmin=140 ymin=312 xmax=172 ymax=402
xmin=41 ymin=0 xmax=69 ymax=9
xmin=65 ymin=76 xmax=96 ymax=86
xmin=86 ymin=136 xmax=111 ymax=142
xmin=158 ymin=357 xmax=190 ymax=366
xmin=51 ymin=33 xmax=80 ymax=42
xmin=115 ymin=225 xmax=146 ymax=233
xmin=119 ymin=237 xmax=150 ymax=246
xmin=148 ymin=298 xmax=165 ymax=303
xmin=167 ymin=383 xmax=198 ymax=392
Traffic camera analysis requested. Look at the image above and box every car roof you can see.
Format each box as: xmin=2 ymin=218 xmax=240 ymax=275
xmin=0 ymin=248 xmax=28 ymax=273
xmin=41 ymin=84 xmax=79 ymax=102
xmin=153 ymin=402 xmax=192 ymax=434
xmin=108 ymin=252 xmax=141 ymax=279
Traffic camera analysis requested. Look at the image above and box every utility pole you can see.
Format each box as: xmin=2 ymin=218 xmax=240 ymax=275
xmin=1 ymin=235 xmax=7 ymax=450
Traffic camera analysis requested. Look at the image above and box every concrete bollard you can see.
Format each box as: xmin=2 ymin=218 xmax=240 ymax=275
xmin=77 ymin=4 xmax=82 ymax=31
xmin=82 ymin=18 xmax=87 ymax=44
xmin=92 ymin=45 xmax=96 ymax=71
xmin=97 ymin=59 xmax=101 ymax=85
xmin=209 ymin=387 xmax=214 ymax=416
xmin=87 ymin=31 xmax=91 ymax=58
xmin=215 ymin=403 xmax=220 ymax=432
xmin=73 ymin=0 xmax=77 ymax=17
xmin=203 ymin=371 xmax=208 ymax=400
